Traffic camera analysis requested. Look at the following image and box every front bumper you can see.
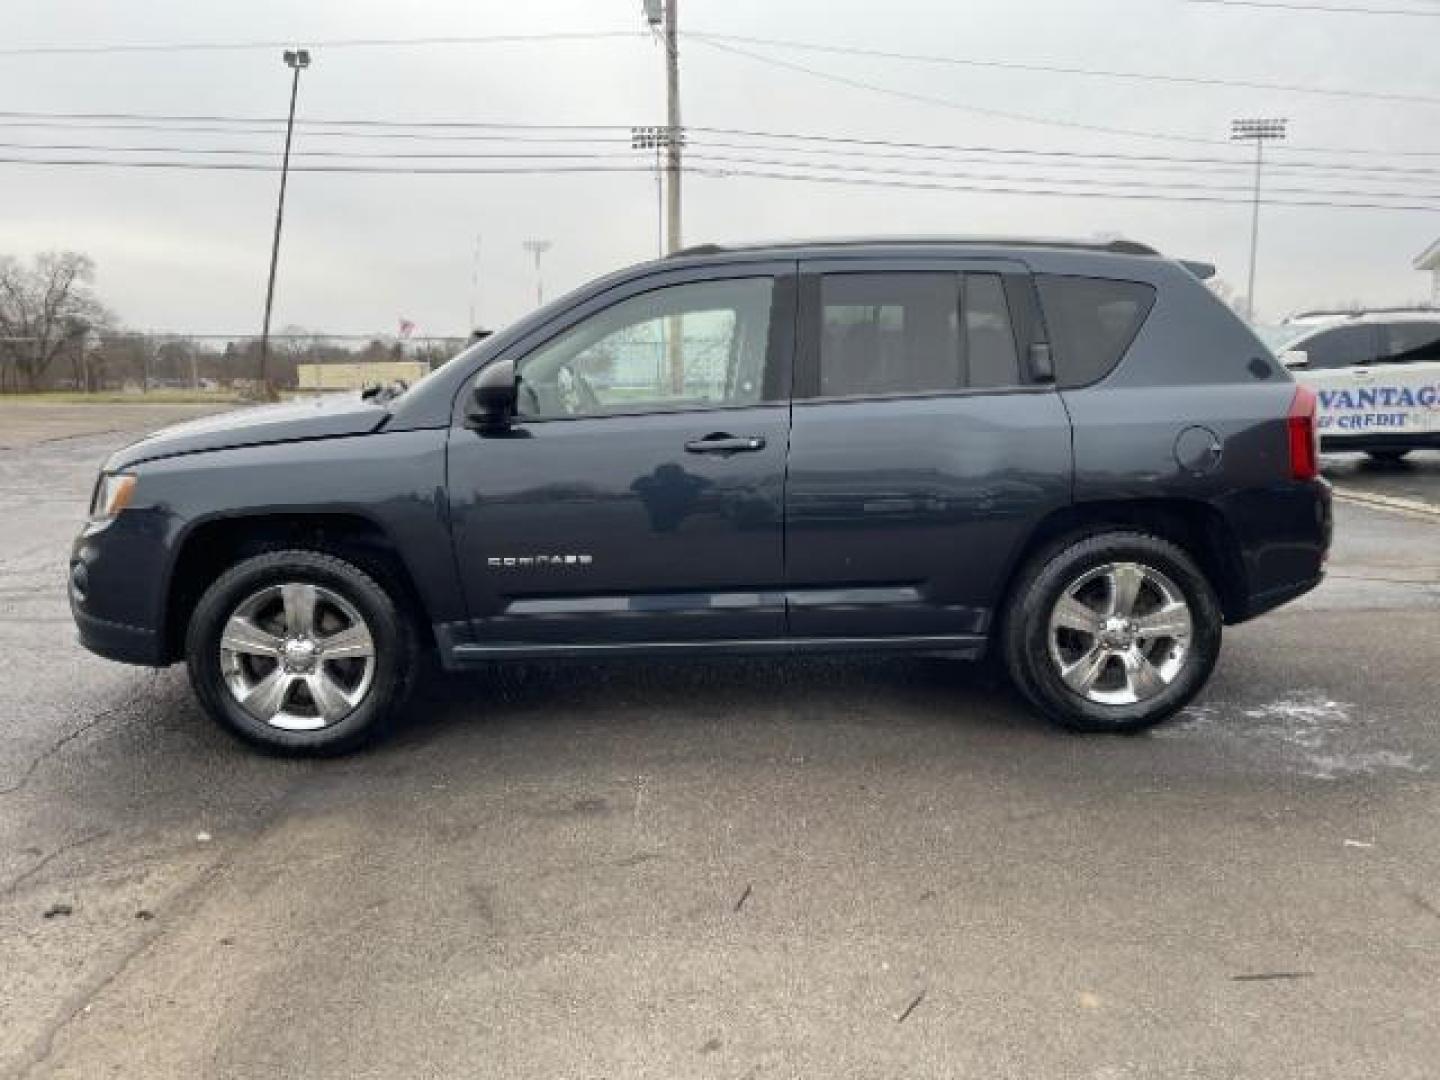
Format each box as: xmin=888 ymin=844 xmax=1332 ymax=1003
xmin=69 ymin=512 xmax=172 ymax=667
xmin=71 ymin=601 xmax=166 ymax=665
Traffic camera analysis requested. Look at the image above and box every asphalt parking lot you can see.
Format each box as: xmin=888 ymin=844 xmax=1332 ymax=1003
xmin=2 ymin=404 xmax=1439 ymax=1079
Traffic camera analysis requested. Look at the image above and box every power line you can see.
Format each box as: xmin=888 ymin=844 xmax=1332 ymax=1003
xmin=0 ymin=30 xmax=647 ymax=57
xmin=688 ymin=31 xmax=1440 ymax=108
xmin=685 ymin=139 xmax=1440 ymax=180
xmin=692 ymin=37 xmax=1231 ymax=147
xmin=1 ymin=22 xmax=1427 ymax=108
xmin=0 ymin=109 xmax=630 ymax=132
xmin=0 ymin=118 xmax=633 ymax=144
xmin=694 ymin=43 xmax=1440 ymax=157
xmin=1 ymin=152 xmax=1435 ymax=212
xmin=7 ymin=136 xmax=1439 ymax=184
xmin=1177 ymin=0 xmax=1440 ymax=15
xmin=0 ymin=140 xmax=643 ymax=161
xmin=683 ymin=152 xmax=1440 ymax=202
xmin=690 ymin=122 xmax=1440 ymax=161
xmin=697 ymin=165 xmax=1440 ymax=213
xmin=0 ymin=156 xmax=657 ymax=175
xmin=5 ymin=108 xmax=1439 ymax=162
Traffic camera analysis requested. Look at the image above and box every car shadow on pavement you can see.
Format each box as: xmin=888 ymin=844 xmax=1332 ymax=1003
xmin=390 ymin=653 xmax=1043 ymax=750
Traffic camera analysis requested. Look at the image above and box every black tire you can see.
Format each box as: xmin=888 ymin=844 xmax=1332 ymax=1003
xmin=1365 ymin=449 xmax=1411 ymax=464
xmin=1000 ymin=530 xmax=1222 ymax=734
xmin=185 ymin=549 xmax=417 ymax=754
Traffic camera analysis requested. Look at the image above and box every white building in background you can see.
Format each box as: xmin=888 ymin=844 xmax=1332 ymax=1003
xmin=1416 ymin=238 xmax=1440 ymax=305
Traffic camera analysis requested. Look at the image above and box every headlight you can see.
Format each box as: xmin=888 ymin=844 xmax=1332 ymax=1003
xmin=90 ymin=473 xmax=137 ymax=520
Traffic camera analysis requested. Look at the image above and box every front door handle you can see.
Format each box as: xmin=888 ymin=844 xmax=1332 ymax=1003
xmin=684 ymin=433 xmax=767 ymax=455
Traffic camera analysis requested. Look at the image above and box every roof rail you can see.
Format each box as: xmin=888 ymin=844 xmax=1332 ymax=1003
xmin=670 ymin=243 xmax=726 ymax=258
xmin=1290 ymin=304 xmax=1440 ymax=320
xmin=666 ymin=236 xmax=1162 ymax=259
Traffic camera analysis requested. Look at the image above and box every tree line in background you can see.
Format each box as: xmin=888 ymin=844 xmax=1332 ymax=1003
xmin=0 ymin=250 xmax=462 ymax=394
xmin=6 ymin=249 xmax=1427 ymax=395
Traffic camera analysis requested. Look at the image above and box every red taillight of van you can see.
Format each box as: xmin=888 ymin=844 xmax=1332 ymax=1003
xmin=1288 ymin=384 xmax=1320 ymax=481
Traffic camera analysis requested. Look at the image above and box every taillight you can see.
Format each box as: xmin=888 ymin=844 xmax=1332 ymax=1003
xmin=1287 ymin=384 xmax=1319 ymax=480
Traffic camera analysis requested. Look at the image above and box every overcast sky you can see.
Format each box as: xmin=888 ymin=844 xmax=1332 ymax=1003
xmin=2 ymin=0 xmax=1437 ymax=335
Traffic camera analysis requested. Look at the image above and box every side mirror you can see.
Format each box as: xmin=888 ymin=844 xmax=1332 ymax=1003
xmin=1279 ymin=349 xmax=1309 ymax=369
xmin=468 ymin=358 xmax=518 ymax=432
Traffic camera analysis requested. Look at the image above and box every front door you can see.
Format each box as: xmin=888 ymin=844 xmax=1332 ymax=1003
xmin=783 ymin=260 xmax=1073 ymax=643
xmin=447 ymin=268 xmax=795 ymax=651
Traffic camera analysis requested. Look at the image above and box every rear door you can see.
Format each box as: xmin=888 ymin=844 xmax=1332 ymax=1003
xmin=783 ymin=258 xmax=1072 ymax=644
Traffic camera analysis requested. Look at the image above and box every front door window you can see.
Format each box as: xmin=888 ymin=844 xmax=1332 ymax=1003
xmin=517 ymin=278 xmax=774 ymax=419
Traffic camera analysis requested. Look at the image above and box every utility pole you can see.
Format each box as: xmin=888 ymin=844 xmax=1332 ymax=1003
xmin=258 ymin=47 xmax=311 ymax=400
xmin=522 ymin=240 xmax=551 ymax=308
xmin=642 ymin=0 xmax=683 ymax=253
xmin=664 ymin=0 xmax=682 ymax=255
xmin=642 ymin=0 xmax=685 ymax=393
xmin=1231 ymin=117 xmax=1286 ymax=323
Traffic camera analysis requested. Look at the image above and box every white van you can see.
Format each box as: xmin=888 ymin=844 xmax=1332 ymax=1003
xmin=1277 ymin=309 xmax=1440 ymax=462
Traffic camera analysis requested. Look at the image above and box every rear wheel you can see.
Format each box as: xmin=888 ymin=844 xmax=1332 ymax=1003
xmin=186 ymin=549 xmax=416 ymax=754
xmin=1365 ymin=449 xmax=1411 ymax=464
xmin=1001 ymin=531 xmax=1222 ymax=733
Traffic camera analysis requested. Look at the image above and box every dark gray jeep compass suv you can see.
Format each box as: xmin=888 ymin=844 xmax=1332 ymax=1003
xmin=71 ymin=238 xmax=1331 ymax=753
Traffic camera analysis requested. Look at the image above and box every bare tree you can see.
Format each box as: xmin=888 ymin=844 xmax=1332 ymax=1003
xmin=0 ymin=252 xmax=111 ymax=391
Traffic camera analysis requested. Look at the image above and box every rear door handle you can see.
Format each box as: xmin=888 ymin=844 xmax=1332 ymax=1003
xmin=684 ymin=433 xmax=766 ymax=455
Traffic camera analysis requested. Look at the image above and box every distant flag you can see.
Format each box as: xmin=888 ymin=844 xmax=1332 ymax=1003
xmin=398 ymin=318 xmax=416 ymax=340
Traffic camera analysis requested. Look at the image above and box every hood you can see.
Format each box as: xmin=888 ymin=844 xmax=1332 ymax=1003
xmin=105 ymin=394 xmax=390 ymax=470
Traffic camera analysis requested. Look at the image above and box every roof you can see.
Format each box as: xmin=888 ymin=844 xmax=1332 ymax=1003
xmin=669 ymin=236 xmax=1162 ymax=259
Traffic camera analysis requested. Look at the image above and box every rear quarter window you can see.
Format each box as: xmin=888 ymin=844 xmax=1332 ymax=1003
xmin=1036 ymin=275 xmax=1157 ymax=389
xmin=1295 ymin=324 xmax=1377 ymax=370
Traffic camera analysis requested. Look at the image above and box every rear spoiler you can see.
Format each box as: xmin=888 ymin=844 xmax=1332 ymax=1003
xmin=1179 ymin=259 xmax=1216 ymax=281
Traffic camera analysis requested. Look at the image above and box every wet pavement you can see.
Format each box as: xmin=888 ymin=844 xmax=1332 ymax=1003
xmin=1323 ymin=448 xmax=1440 ymax=512
xmin=2 ymin=404 xmax=1438 ymax=1079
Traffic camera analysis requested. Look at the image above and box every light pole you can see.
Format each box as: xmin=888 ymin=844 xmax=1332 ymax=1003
xmin=258 ymin=47 xmax=310 ymax=399
xmin=522 ymin=240 xmax=552 ymax=308
xmin=1231 ymin=117 xmax=1286 ymax=323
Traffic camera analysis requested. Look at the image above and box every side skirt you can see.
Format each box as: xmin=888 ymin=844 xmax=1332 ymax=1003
xmin=438 ymin=632 xmax=987 ymax=668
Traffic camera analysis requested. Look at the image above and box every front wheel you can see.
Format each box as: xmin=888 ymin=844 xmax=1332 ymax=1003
xmin=185 ymin=549 xmax=416 ymax=754
xmin=1001 ymin=531 xmax=1222 ymax=734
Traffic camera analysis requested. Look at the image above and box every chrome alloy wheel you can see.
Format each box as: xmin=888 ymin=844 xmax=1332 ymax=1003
xmin=1046 ymin=561 xmax=1193 ymax=707
xmin=219 ymin=582 xmax=376 ymax=731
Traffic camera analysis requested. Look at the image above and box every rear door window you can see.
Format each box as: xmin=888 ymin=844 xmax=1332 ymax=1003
xmin=815 ymin=271 xmax=1022 ymax=397
xmin=1035 ymin=275 xmax=1156 ymax=388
